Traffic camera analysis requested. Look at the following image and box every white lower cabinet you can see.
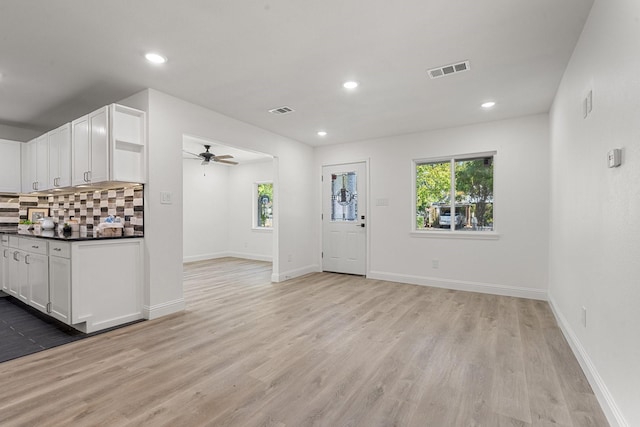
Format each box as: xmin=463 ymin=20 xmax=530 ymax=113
xmin=49 ymin=242 xmax=71 ymax=324
xmin=1 ymin=235 xmax=9 ymax=292
xmin=20 ymin=238 xmax=49 ymax=312
xmin=26 ymin=252 xmax=49 ymax=313
xmin=1 ymin=235 xmax=143 ymax=333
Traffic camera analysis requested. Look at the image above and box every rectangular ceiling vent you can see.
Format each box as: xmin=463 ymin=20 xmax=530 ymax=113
xmin=268 ymin=106 xmax=295 ymax=115
xmin=428 ymin=60 xmax=470 ymax=79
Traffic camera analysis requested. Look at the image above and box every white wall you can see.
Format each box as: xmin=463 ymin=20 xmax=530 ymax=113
xmin=182 ymin=158 xmax=274 ymax=262
xmin=227 ymin=160 xmax=274 ymax=261
xmin=549 ymin=1 xmax=640 ymax=425
xmin=182 ymin=158 xmax=230 ymax=262
xmin=315 ymin=114 xmax=550 ymax=299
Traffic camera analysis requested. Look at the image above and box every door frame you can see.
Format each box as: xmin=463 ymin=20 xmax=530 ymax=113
xmin=320 ymin=159 xmax=370 ymax=277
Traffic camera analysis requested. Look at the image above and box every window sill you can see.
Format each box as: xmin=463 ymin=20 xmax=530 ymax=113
xmin=252 ymin=227 xmax=273 ymax=232
xmin=410 ymin=230 xmax=499 ymax=240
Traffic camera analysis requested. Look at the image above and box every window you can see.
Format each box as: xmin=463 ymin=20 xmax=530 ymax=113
xmin=331 ymin=171 xmax=358 ymax=222
xmin=255 ymin=182 xmax=273 ymax=228
xmin=415 ymin=153 xmax=494 ymax=232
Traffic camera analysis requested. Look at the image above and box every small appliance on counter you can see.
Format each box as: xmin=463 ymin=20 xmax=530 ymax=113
xmin=97 ymin=216 xmax=124 ymax=237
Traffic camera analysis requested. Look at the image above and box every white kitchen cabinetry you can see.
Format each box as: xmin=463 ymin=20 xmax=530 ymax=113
xmin=72 ymin=104 xmax=146 ymax=186
xmin=48 ymin=241 xmax=71 ymax=324
xmin=1 ymin=235 xmax=9 ymax=292
xmin=20 ymin=238 xmax=49 ymax=314
xmin=21 ymin=135 xmax=49 ymax=192
xmin=71 ymin=238 xmax=144 ymax=333
xmin=0 ymin=234 xmax=143 ymax=333
xmin=48 ymin=123 xmax=72 ymax=189
xmin=0 ymin=139 xmax=22 ymax=193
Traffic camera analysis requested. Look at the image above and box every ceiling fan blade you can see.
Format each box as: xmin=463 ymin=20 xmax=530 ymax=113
xmin=215 ymin=159 xmax=239 ymax=165
xmin=182 ymin=149 xmax=201 ymax=158
xmin=213 ymin=154 xmax=234 ymax=160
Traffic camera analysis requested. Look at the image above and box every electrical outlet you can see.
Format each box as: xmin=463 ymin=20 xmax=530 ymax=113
xmin=432 ymin=259 xmax=439 ymax=269
xmin=582 ymin=306 xmax=587 ymax=327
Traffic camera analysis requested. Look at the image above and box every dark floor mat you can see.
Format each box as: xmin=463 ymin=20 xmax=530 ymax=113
xmin=0 ymin=297 xmax=85 ymax=363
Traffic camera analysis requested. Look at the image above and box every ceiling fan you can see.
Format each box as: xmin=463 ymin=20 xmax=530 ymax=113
xmin=184 ymin=144 xmax=238 ymax=165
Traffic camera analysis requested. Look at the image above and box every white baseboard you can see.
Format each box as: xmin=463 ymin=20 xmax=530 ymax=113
xmin=143 ymin=298 xmax=185 ymax=320
xmin=184 ymin=252 xmax=273 ymax=263
xmin=272 ymin=264 xmax=320 ymax=282
xmin=183 ymin=252 xmax=230 ymax=263
xmin=226 ymin=251 xmax=272 ymax=262
xmin=367 ymin=270 xmax=547 ymax=300
xmin=548 ymin=295 xmax=628 ymax=427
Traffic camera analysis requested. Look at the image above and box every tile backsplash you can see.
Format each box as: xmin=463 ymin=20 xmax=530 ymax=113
xmin=0 ymin=185 xmax=144 ymax=234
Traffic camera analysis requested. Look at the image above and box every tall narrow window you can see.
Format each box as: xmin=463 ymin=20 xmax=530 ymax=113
xmin=415 ymin=154 xmax=494 ymax=232
xmin=331 ymin=172 xmax=358 ymax=221
xmin=256 ymin=182 xmax=273 ymax=228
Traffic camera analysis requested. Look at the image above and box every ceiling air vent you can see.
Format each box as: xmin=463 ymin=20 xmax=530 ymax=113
xmin=427 ymin=60 xmax=470 ymax=79
xmin=268 ymin=106 xmax=295 ymax=115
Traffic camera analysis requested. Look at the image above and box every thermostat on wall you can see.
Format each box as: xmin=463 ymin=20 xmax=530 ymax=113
xmin=607 ymin=149 xmax=621 ymax=168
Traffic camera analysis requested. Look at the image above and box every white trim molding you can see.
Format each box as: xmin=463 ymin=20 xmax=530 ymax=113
xmin=548 ymin=295 xmax=628 ymax=427
xmin=271 ymin=264 xmax=320 ymax=283
xmin=367 ymin=270 xmax=547 ymax=300
xmin=184 ymin=252 xmax=272 ymax=263
xmin=143 ymin=298 xmax=185 ymax=320
xmin=183 ymin=252 xmax=230 ymax=263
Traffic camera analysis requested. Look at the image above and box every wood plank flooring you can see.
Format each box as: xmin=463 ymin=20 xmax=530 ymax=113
xmin=0 ymin=258 xmax=609 ymax=426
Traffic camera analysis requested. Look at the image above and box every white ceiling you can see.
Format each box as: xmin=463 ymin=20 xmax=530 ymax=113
xmin=0 ymin=0 xmax=594 ymax=146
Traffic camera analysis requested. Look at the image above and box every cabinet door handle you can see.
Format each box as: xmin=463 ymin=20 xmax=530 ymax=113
xmin=31 ymin=245 xmax=39 ymax=249
xmin=13 ymin=251 xmax=19 ymax=261
xmin=53 ymin=247 xmax=61 ymax=252
xmin=25 ymin=254 xmax=30 ymax=265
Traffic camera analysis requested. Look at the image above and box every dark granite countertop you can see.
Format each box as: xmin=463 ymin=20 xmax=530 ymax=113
xmin=0 ymin=229 xmax=144 ymax=242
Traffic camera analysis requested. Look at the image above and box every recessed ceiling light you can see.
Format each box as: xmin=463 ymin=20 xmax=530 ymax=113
xmin=317 ymin=131 xmax=328 ymax=136
xmin=481 ymin=101 xmax=496 ymax=109
xmin=145 ymin=52 xmax=167 ymax=64
xmin=343 ymin=81 xmax=358 ymax=89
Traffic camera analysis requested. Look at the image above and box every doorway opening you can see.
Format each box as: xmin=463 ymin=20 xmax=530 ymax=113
xmin=182 ymin=135 xmax=276 ymax=275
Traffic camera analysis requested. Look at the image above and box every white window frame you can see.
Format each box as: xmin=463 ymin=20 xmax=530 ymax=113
xmin=411 ymin=151 xmax=499 ymax=240
xmin=253 ymin=181 xmax=273 ymax=230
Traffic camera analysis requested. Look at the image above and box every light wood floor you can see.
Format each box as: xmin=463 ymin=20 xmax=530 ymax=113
xmin=0 ymin=258 xmax=608 ymax=426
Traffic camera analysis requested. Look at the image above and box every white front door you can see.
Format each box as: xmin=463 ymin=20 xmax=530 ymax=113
xmin=322 ymin=162 xmax=366 ymax=275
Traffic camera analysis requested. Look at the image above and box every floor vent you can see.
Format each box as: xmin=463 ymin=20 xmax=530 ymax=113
xmin=427 ymin=60 xmax=470 ymax=79
xmin=268 ymin=106 xmax=295 ymax=115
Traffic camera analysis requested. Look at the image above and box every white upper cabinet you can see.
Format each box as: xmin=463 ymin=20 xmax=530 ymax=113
xmin=48 ymin=123 xmax=72 ymax=189
xmin=21 ymin=135 xmax=48 ymax=193
xmin=72 ymin=104 xmax=146 ymax=186
xmin=0 ymin=139 xmax=22 ymax=193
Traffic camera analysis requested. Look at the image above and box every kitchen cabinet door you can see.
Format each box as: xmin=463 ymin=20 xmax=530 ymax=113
xmin=1 ymin=247 xmax=9 ymax=293
xmin=48 ymin=123 xmax=72 ymax=189
xmin=21 ymin=135 xmax=48 ymax=192
xmin=17 ymin=251 xmax=29 ymax=303
xmin=89 ymin=106 xmax=109 ymax=183
xmin=27 ymin=252 xmax=49 ymax=314
xmin=7 ymin=250 xmax=20 ymax=297
xmin=0 ymin=139 xmax=22 ymax=193
xmin=35 ymin=134 xmax=49 ymax=191
xmin=72 ymin=107 xmax=109 ymax=185
xmin=71 ymin=115 xmax=90 ymax=186
xmin=49 ymin=255 xmax=71 ymax=324
xmin=21 ymin=140 xmax=35 ymax=193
